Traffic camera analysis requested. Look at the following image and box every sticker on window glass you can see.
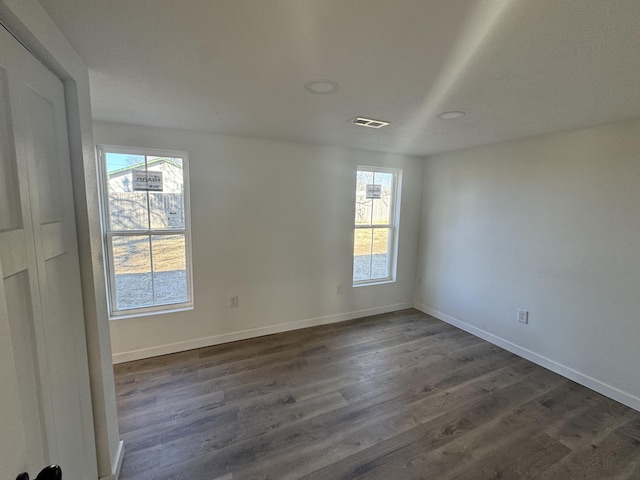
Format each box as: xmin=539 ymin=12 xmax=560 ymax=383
xmin=167 ymin=211 xmax=180 ymax=227
xmin=132 ymin=170 xmax=163 ymax=191
xmin=366 ymin=184 xmax=382 ymax=199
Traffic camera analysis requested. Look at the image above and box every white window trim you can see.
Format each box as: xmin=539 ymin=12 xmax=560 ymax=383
xmin=97 ymin=144 xmax=194 ymax=319
xmin=353 ymin=165 xmax=402 ymax=286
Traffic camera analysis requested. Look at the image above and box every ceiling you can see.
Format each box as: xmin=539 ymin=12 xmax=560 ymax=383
xmin=38 ymin=0 xmax=640 ymax=156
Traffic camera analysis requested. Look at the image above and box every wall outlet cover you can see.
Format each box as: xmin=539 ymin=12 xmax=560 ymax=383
xmin=518 ymin=309 xmax=528 ymax=324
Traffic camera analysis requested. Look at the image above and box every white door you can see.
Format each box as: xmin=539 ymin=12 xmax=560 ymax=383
xmin=0 ymin=25 xmax=97 ymax=479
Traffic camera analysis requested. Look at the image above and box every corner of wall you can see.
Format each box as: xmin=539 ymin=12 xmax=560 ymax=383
xmin=415 ymin=301 xmax=640 ymax=412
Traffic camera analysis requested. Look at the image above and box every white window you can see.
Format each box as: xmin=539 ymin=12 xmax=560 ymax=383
xmin=97 ymin=145 xmax=193 ymax=317
xmin=353 ymin=166 xmax=401 ymax=285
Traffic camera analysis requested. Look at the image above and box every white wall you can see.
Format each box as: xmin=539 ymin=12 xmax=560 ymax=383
xmin=94 ymin=122 xmax=423 ymax=362
xmin=415 ymin=120 xmax=640 ymax=410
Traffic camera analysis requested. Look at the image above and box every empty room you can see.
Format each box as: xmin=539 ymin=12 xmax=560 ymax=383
xmin=1 ymin=1 xmax=640 ymax=479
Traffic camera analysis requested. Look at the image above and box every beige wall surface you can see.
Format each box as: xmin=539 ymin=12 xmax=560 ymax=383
xmin=94 ymin=121 xmax=424 ymax=361
xmin=415 ymin=120 xmax=640 ymax=410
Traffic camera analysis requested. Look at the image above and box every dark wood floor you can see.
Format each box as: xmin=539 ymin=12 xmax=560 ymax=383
xmin=114 ymin=309 xmax=640 ymax=480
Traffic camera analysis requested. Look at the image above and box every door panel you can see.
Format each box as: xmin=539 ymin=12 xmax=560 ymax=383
xmin=4 ymin=270 xmax=45 ymax=467
xmin=0 ymin=275 xmax=31 ymax=476
xmin=0 ymin=24 xmax=97 ymax=479
xmin=0 ymin=64 xmax=21 ymax=231
xmin=0 ymin=24 xmax=45 ymax=478
xmin=28 ymin=86 xmax=64 ymax=224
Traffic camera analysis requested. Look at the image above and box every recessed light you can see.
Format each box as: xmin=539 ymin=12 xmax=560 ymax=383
xmin=352 ymin=117 xmax=390 ymax=129
xmin=437 ymin=111 xmax=466 ymax=120
xmin=304 ymin=79 xmax=340 ymax=95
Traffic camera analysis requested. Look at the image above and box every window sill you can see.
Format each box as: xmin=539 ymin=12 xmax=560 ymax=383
xmin=353 ymin=279 xmax=396 ymax=288
xmin=109 ymin=304 xmax=193 ymax=321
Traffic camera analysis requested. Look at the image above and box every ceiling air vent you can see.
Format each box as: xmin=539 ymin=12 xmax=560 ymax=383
xmin=352 ymin=117 xmax=390 ymax=129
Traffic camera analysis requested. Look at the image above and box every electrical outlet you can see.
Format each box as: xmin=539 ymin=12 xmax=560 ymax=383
xmin=517 ymin=309 xmax=528 ymax=324
xmin=229 ymin=295 xmax=239 ymax=308
xmin=417 ymin=277 xmax=423 ymax=287
xmin=336 ymin=283 xmax=343 ymax=295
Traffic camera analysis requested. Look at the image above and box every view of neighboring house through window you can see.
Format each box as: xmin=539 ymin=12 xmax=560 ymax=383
xmin=353 ymin=166 xmax=401 ymax=285
xmin=97 ymin=145 xmax=193 ymax=317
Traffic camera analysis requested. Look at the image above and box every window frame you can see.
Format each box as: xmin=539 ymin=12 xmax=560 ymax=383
xmin=97 ymin=144 xmax=194 ymax=319
xmin=352 ymin=165 xmax=402 ymax=287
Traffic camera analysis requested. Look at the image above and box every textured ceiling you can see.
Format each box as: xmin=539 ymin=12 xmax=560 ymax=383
xmin=38 ymin=0 xmax=640 ymax=156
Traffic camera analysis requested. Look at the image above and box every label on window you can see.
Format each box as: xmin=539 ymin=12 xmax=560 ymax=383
xmin=132 ymin=170 xmax=163 ymax=191
xmin=167 ymin=211 xmax=180 ymax=227
xmin=366 ymin=184 xmax=382 ymax=199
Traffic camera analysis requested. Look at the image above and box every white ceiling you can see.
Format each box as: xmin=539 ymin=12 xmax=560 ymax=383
xmin=38 ymin=0 xmax=640 ymax=156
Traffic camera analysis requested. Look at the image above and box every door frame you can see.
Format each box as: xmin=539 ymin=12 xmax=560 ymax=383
xmin=0 ymin=2 xmax=123 ymax=479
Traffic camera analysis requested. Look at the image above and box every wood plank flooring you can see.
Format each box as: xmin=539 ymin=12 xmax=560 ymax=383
xmin=114 ymin=309 xmax=640 ymax=479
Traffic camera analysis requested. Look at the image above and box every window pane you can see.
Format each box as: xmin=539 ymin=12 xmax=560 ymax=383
xmin=372 ymin=172 xmax=393 ymax=225
xmin=105 ymin=152 xmax=148 ymax=231
xmin=148 ymin=156 xmax=185 ymax=230
xmin=355 ymin=170 xmax=374 ymax=225
xmin=151 ymin=235 xmax=187 ymax=305
xmin=353 ymin=228 xmax=373 ymax=281
xmin=371 ymin=228 xmax=390 ymax=279
xmin=101 ymin=147 xmax=193 ymax=316
xmin=353 ymin=166 xmax=399 ymax=286
xmin=112 ymin=235 xmax=153 ymax=310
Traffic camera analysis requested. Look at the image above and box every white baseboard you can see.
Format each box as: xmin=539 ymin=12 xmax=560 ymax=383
xmin=99 ymin=440 xmax=124 ymax=480
xmin=414 ymin=302 xmax=640 ymax=413
xmin=112 ymin=303 xmax=412 ymax=364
